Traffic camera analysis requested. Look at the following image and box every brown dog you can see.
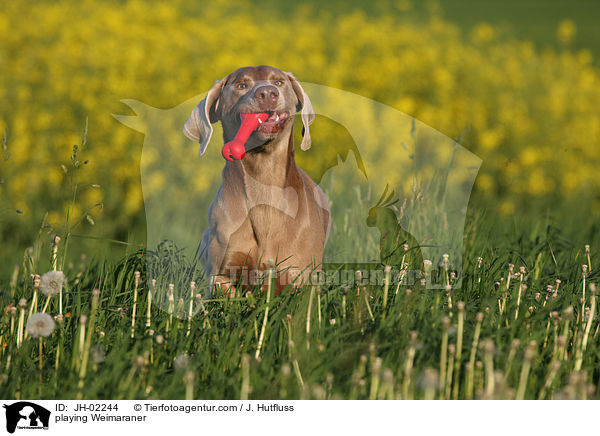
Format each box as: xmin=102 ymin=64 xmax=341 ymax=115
xmin=183 ymin=65 xmax=330 ymax=294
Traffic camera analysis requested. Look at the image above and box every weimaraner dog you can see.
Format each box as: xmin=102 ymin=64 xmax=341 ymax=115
xmin=183 ymin=65 xmax=330 ymax=295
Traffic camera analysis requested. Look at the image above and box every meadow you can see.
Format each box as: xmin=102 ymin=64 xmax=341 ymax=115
xmin=1 ymin=204 xmax=599 ymax=400
xmin=1 ymin=0 xmax=600 ymax=400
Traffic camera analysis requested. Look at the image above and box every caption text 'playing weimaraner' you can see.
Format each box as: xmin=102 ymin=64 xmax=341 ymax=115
xmin=183 ymin=65 xmax=330 ymax=295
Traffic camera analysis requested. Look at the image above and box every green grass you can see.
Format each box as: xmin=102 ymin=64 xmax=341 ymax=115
xmin=1 ymin=200 xmax=599 ymax=400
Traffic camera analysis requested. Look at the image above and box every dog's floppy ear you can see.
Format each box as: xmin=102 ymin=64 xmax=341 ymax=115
xmin=286 ymin=72 xmax=315 ymax=151
xmin=183 ymin=78 xmax=226 ymax=156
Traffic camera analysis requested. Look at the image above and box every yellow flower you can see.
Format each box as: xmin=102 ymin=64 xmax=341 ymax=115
xmin=557 ymin=19 xmax=576 ymax=45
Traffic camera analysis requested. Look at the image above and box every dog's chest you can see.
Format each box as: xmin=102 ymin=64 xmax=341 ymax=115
xmin=243 ymin=174 xmax=300 ymax=238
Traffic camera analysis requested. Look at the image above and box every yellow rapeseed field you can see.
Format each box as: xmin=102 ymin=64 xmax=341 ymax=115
xmin=1 ymin=0 xmax=599 ymax=244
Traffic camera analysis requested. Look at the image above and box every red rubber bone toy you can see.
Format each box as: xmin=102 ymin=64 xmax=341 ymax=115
xmin=222 ymin=113 xmax=269 ymax=161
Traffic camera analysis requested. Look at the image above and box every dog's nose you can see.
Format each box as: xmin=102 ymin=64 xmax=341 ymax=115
xmin=254 ymin=85 xmax=279 ymax=107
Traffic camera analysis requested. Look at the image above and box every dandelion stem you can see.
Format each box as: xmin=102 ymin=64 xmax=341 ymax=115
xmin=515 ymin=276 xmax=524 ymax=320
xmin=403 ymin=332 xmax=417 ymax=400
xmin=52 ymin=236 xmax=60 ymax=271
xmin=439 ymin=317 xmax=449 ymax=398
xmin=484 ymin=339 xmax=495 ymax=397
xmin=146 ymin=280 xmax=155 ymax=328
xmin=538 ymin=360 xmax=561 ymax=400
xmin=445 ymin=344 xmax=455 ymax=400
xmin=78 ymin=289 xmax=99 ymax=392
xmin=16 ymin=305 xmax=25 ymax=348
xmin=38 ymin=338 xmax=43 ymax=371
xmin=41 ymin=295 xmax=51 ymax=313
xmin=504 ymin=339 xmax=520 ymax=382
xmin=575 ymin=285 xmax=596 ymax=371
xmin=382 ymin=266 xmax=391 ymax=315
xmin=466 ymin=312 xmax=483 ymax=399
xmin=516 ymin=341 xmax=536 ymax=400
xmin=255 ymin=268 xmax=273 ymax=360
xmin=240 ymin=354 xmax=250 ymax=400
xmin=184 ymin=370 xmax=194 ymax=400
xmin=317 ymin=289 xmax=322 ymax=329
xmin=306 ymin=286 xmax=315 ymax=350
xmin=369 ymin=357 xmax=382 ymax=400
xmin=131 ymin=271 xmax=140 ymax=339
xmin=166 ymin=284 xmax=174 ymax=333
xmin=187 ymin=282 xmax=196 ymax=336
xmin=363 ymin=291 xmax=375 ymax=322
xmin=452 ymin=302 xmax=464 ymax=400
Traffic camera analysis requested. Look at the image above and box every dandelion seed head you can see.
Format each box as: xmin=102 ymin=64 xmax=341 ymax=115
xmin=174 ymin=354 xmax=190 ymax=370
xmin=39 ymin=271 xmax=66 ymax=296
xmin=92 ymin=346 xmax=105 ymax=364
xmin=418 ymin=369 xmax=439 ymax=391
xmin=26 ymin=312 xmax=55 ymax=338
xmin=135 ymin=355 xmax=148 ymax=368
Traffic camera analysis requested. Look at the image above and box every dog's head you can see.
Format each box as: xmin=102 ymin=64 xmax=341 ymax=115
xmin=183 ymin=65 xmax=314 ymax=155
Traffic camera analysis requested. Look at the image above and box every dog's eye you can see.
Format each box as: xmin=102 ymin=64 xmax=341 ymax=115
xmin=274 ymin=80 xmax=284 ymax=86
xmin=236 ymin=82 xmax=248 ymax=90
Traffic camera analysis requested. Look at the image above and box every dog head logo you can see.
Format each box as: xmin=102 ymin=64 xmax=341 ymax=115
xmin=3 ymin=402 xmax=50 ymax=433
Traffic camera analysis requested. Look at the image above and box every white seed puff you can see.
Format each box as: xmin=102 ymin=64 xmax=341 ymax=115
xmin=26 ymin=312 xmax=56 ymax=338
xmin=39 ymin=270 xmax=67 ymax=296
